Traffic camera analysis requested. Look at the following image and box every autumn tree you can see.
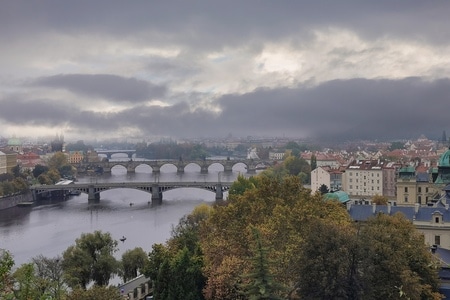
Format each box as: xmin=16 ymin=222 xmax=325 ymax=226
xmin=200 ymin=175 xmax=352 ymax=299
xmin=62 ymin=231 xmax=118 ymax=289
xmin=372 ymin=194 xmax=388 ymax=205
xmin=67 ymin=285 xmax=122 ymax=300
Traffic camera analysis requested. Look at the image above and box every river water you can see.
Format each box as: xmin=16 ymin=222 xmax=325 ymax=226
xmin=0 ymin=160 xmax=249 ymax=273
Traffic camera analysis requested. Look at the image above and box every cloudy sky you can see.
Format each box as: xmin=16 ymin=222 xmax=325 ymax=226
xmin=1 ymin=1 xmax=450 ymax=142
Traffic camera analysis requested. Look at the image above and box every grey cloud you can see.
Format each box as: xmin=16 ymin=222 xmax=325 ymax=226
xmin=2 ymin=77 xmax=449 ymax=141
xmin=32 ymin=74 xmax=166 ymax=103
xmin=2 ymin=1 xmax=450 ymax=51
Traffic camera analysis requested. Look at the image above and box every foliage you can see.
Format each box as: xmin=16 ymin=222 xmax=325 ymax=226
xmin=0 ymin=249 xmax=14 ymax=299
xmin=67 ymin=285 xmax=122 ymax=300
xmin=372 ymin=194 xmax=389 ymax=205
xmin=358 ymin=213 xmax=441 ymax=300
xmin=228 ymin=174 xmax=258 ymax=197
xmin=144 ymin=205 xmax=210 ymax=300
xmin=283 ymin=155 xmax=310 ymax=176
xmin=200 ymin=175 xmax=352 ymax=299
xmin=239 ymin=227 xmax=284 ymax=300
xmin=318 ymin=183 xmax=329 ymax=194
xmin=389 ymin=141 xmax=405 ymax=151
xmin=32 ymin=255 xmax=67 ymax=300
xmin=62 ymin=231 xmax=118 ymax=289
xmin=120 ymin=247 xmax=148 ymax=282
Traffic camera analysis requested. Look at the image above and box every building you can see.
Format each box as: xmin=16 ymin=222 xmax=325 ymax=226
xmin=311 ymin=166 xmax=343 ymax=193
xmin=7 ymin=136 xmax=23 ymax=153
xmin=0 ymin=149 xmax=18 ymax=174
xmin=17 ymin=152 xmax=43 ymax=171
xmin=0 ymin=151 xmax=7 ymax=174
xmin=68 ymin=151 xmax=84 ymax=164
xmin=342 ymin=160 xmax=385 ymax=198
xmin=396 ymin=147 xmax=450 ymax=206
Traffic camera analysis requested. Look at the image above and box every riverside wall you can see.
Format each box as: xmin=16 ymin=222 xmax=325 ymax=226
xmin=0 ymin=192 xmax=32 ymax=210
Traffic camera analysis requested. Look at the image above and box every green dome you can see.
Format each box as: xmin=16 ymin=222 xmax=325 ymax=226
xmin=439 ymin=148 xmax=450 ymax=167
xmin=7 ymin=137 xmax=22 ymax=146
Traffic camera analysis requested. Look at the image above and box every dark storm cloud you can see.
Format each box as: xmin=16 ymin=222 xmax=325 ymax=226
xmin=32 ymin=74 xmax=166 ymax=103
xmin=2 ymin=1 xmax=450 ymax=50
xmin=1 ymin=78 xmax=449 ymax=140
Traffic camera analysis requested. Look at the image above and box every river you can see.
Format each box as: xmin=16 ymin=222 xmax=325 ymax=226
xmin=0 ymin=160 xmax=249 ymax=274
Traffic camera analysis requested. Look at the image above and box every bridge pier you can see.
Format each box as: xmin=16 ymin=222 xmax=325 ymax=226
xmin=177 ymin=164 xmax=185 ymax=174
xmin=151 ymin=184 xmax=163 ymax=205
xmin=88 ymin=185 xmax=100 ymax=203
xmin=200 ymin=165 xmax=208 ymax=174
xmin=152 ymin=165 xmax=160 ymax=174
xmin=215 ymin=183 xmax=223 ymax=201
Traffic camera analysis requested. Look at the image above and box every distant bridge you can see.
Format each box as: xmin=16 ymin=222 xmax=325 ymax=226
xmin=76 ymin=158 xmax=269 ymax=174
xmin=95 ymin=149 xmax=136 ymax=159
xmin=30 ymin=181 xmax=232 ymax=205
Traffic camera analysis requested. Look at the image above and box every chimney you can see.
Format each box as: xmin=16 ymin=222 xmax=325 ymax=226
xmin=372 ymin=203 xmax=377 ymax=214
xmin=415 ymin=203 xmax=420 ymax=214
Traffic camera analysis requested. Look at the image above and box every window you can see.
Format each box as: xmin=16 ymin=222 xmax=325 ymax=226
xmin=418 ymin=196 xmax=422 ymax=204
xmin=371 ymin=180 xmax=374 ymax=183
xmin=435 ymin=217 xmax=440 ymax=224
xmin=435 ymin=235 xmax=441 ymax=246
xmin=364 ymin=176 xmax=366 ymax=180
xmin=426 ymin=187 xmax=429 ymax=193
xmin=349 ymin=178 xmax=353 ymax=183
xmin=371 ymin=186 xmax=374 ymax=190
xmin=356 ymin=186 xmax=359 ymax=189
xmin=349 ymin=185 xmax=353 ymax=189
xmin=404 ymin=196 xmax=408 ymax=203
xmin=349 ymin=172 xmax=352 ymax=176
xmin=404 ymin=187 xmax=408 ymax=193
xmin=377 ymin=180 xmax=379 ymax=184
xmin=418 ymin=187 xmax=422 ymax=193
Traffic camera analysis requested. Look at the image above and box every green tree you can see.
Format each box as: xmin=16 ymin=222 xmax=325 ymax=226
xmin=389 ymin=141 xmax=405 ymax=151
xmin=229 ymin=174 xmax=258 ymax=197
xmin=37 ymin=173 xmax=52 ymax=185
xmin=33 ymin=164 xmax=49 ymax=179
xmin=32 ymin=255 xmax=67 ymax=300
xmin=62 ymin=231 xmax=118 ymax=289
xmin=120 ymin=247 xmax=148 ymax=282
xmin=318 ymin=184 xmax=329 ymax=194
xmin=0 ymin=249 xmax=14 ymax=299
xmin=359 ymin=213 xmax=441 ymax=300
xmin=47 ymin=168 xmax=61 ymax=184
xmin=12 ymin=263 xmax=41 ymax=300
xmin=239 ymin=227 xmax=283 ymax=300
xmin=296 ymin=220 xmax=361 ymax=299
xmin=310 ymin=154 xmax=317 ymax=171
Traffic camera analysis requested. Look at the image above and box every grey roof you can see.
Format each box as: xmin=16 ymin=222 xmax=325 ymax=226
xmin=348 ymin=204 xmax=450 ymax=222
xmin=416 ymin=172 xmax=429 ymax=182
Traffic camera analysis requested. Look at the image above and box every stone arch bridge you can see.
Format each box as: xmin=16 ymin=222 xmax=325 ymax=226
xmin=77 ymin=159 xmax=268 ymax=174
xmin=30 ymin=181 xmax=232 ymax=206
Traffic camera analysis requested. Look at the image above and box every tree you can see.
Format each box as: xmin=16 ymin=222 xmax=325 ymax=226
xmin=310 ymin=154 xmax=317 ymax=171
xmin=0 ymin=249 xmax=14 ymax=299
xmin=67 ymin=285 xmax=122 ymax=300
xmin=47 ymin=168 xmax=61 ymax=184
xmin=358 ymin=213 xmax=441 ymax=300
xmin=372 ymin=194 xmax=388 ymax=205
xmin=389 ymin=141 xmax=405 ymax=151
xmin=296 ymin=220 xmax=361 ymax=299
xmin=239 ymin=227 xmax=283 ymax=300
xmin=33 ymin=164 xmax=49 ymax=179
xmin=62 ymin=231 xmax=118 ymax=289
xmin=229 ymin=174 xmax=258 ymax=197
xmin=32 ymin=255 xmax=67 ymax=300
xmin=120 ymin=247 xmax=148 ymax=282
xmin=318 ymin=184 xmax=329 ymax=194
xmin=47 ymin=152 xmax=68 ymax=170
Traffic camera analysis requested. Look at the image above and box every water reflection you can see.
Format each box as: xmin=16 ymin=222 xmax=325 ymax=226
xmin=0 ymin=162 xmax=249 ymax=270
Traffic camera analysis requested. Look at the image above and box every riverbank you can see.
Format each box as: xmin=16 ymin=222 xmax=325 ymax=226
xmin=0 ymin=192 xmax=33 ymax=210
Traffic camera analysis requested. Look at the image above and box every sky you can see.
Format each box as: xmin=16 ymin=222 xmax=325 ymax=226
xmin=1 ymin=1 xmax=450 ymax=142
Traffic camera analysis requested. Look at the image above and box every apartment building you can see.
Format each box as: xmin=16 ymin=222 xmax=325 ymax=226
xmin=342 ymin=160 xmax=384 ymax=198
xmin=311 ymin=166 xmax=343 ymax=193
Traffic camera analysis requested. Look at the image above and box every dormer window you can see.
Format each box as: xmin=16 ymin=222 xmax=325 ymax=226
xmin=432 ymin=211 xmax=443 ymax=224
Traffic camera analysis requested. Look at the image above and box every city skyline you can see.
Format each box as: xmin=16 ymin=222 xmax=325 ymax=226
xmin=1 ymin=1 xmax=450 ymax=141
